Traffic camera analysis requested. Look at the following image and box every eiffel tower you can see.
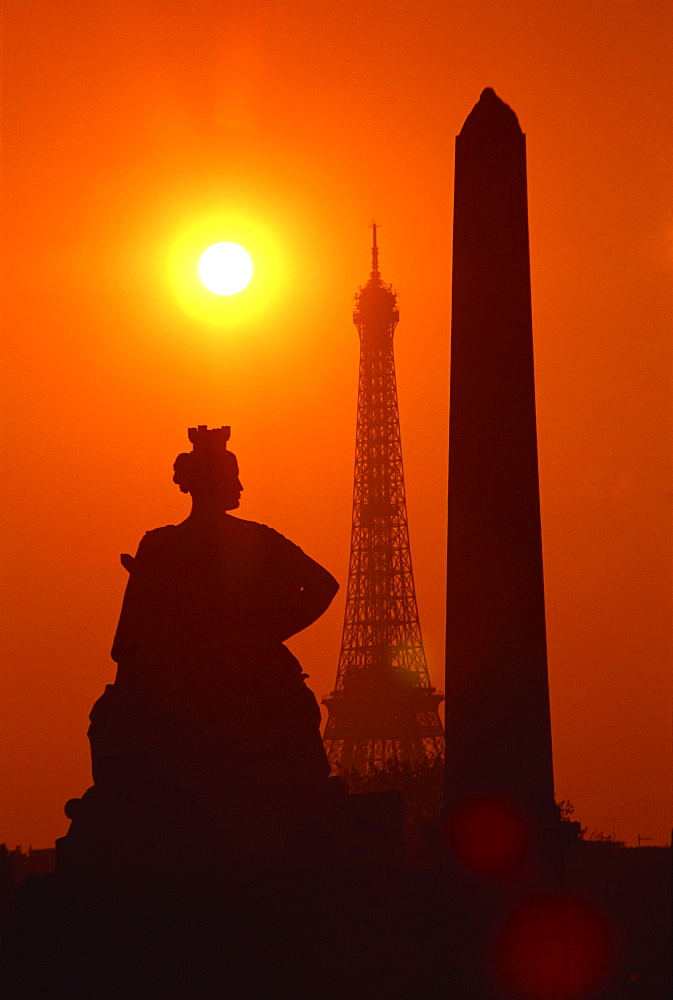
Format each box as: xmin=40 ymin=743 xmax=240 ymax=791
xmin=323 ymin=226 xmax=444 ymax=772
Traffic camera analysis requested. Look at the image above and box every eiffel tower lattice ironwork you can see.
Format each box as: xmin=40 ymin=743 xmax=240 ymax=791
xmin=323 ymin=226 xmax=444 ymax=772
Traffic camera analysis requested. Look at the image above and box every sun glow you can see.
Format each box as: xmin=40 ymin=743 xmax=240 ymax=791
xmin=198 ymin=242 xmax=253 ymax=295
xmin=167 ymin=212 xmax=286 ymax=329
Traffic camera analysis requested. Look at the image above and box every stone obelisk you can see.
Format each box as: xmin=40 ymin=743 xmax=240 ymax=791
xmin=445 ymin=89 xmax=557 ymax=839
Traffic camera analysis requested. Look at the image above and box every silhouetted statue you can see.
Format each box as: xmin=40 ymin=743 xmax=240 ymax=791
xmin=58 ymin=426 xmax=340 ymax=879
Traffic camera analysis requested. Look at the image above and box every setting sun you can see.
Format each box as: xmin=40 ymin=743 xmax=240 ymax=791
xmin=167 ymin=212 xmax=286 ymax=329
xmin=198 ymin=242 xmax=253 ymax=295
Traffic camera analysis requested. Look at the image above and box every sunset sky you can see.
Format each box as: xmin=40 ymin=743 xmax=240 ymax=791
xmin=2 ymin=0 xmax=671 ymax=848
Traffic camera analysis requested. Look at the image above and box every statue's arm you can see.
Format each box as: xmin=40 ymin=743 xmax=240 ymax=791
xmin=260 ymin=526 xmax=338 ymax=641
xmin=110 ymin=533 xmax=160 ymax=664
xmin=277 ymin=552 xmax=339 ymax=641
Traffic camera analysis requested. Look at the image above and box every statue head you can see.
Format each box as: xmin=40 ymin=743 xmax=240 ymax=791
xmin=173 ymin=425 xmax=242 ymax=511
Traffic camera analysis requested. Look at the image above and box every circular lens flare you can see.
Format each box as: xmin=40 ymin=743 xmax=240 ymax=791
xmin=445 ymin=796 xmax=529 ymax=877
xmin=198 ymin=242 xmax=253 ymax=295
xmin=495 ymin=895 xmax=613 ymax=999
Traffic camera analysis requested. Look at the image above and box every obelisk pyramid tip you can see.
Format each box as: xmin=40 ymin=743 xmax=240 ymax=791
xmin=459 ymin=88 xmax=523 ymax=137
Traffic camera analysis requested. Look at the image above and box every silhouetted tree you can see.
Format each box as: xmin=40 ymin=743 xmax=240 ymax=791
xmin=341 ymin=758 xmax=444 ymax=825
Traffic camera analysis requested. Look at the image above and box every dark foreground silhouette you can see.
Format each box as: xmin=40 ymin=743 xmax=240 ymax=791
xmin=59 ymin=425 xmax=351 ymax=878
xmin=5 ymin=428 xmax=432 ymax=1000
xmin=3 ymin=428 xmax=664 ymax=999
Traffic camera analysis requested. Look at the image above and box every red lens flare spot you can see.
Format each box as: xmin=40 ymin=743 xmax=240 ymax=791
xmin=495 ymin=894 xmax=613 ymax=999
xmin=446 ymin=796 xmax=529 ymax=876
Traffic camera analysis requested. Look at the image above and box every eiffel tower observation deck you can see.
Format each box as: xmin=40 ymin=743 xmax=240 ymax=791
xmin=323 ymin=226 xmax=444 ymax=772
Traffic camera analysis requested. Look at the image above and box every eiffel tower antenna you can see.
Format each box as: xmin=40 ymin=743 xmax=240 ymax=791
xmin=370 ymin=219 xmax=379 ymax=277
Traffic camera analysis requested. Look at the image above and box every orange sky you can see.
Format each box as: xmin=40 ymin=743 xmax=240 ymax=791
xmin=2 ymin=0 xmax=671 ymax=848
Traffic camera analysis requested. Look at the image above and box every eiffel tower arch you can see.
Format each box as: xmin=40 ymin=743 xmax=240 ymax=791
xmin=323 ymin=227 xmax=444 ymax=773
